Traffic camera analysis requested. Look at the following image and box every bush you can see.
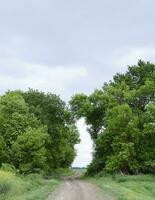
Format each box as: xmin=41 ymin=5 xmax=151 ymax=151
xmin=1 ymin=163 xmax=17 ymax=174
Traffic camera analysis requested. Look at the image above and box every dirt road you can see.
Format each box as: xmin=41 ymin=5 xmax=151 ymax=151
xmin=46 ymin=179 xmax=106 ymax=200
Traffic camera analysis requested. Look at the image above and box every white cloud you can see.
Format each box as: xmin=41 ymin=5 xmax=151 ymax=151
xmin=0 ymin=59 xmax=88 ymax=99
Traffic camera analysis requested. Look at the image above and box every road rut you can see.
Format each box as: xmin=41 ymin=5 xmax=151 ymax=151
xmin=47 ymin=179 xmax=104 ymax=200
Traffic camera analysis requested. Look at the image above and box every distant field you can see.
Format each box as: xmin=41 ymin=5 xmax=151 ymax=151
xmin=89 ymin=174 xmax=155 ymax=200
xmin=0 ymin=170 xmax=59 ymax=200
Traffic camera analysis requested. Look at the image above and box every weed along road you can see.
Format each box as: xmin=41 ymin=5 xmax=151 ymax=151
xmin=46 ymin=179 xmax=104 ymax=200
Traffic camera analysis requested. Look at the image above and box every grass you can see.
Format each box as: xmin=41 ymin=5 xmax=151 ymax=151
xmin=2 ymin=167 xmax=154 ymax=200
xmin=88 ymin=174 xmax=155 ymax=200
xmin=0 ymin=170 xmax=59 ymax=200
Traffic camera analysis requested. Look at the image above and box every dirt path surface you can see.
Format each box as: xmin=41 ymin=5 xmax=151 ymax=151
xmin=46 ymin=179 xmax=105 ymax=200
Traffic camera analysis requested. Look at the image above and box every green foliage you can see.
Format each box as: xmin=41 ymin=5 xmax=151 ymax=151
xmin=1 ymin=163 xmax=17 ymax=174
xmin=70 ymin=90 xmax=108 ymax=141
xmin=71 ymin=60 xmax=155 ymax=174
xmin=0 ymin=89 xmax=79 ymax=173
xmin=21 ymin=89 xmax=80 ymax=169
xmin=0 ymin=91 xmax=41 ymax=169
xmin=0 ymin=92 xmax=39 ymax=147
xmin=12 ymin=127 xmax=48 ymax=173
xmin=0 ymin=136 xmax=8 ymax=167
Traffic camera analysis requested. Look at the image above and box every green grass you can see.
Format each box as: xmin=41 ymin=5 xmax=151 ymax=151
xmin=0 ymin=170 xmax=59 ymax=200
xmin=88 ymin=174 xmax=155 ymax=200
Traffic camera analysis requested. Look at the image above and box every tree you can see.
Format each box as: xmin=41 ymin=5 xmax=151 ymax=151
xmin=139 ymin=103 xmax=155 ymax=173
xmin=71 ymin=60 xmax=155 ymax=174
xmin=0 ymin=136 xmax=8 ymax=167
xmin=21 ymin=89 xmax=80 ymax=169
xmin=70 ymin=90 xmax=108 ymax=141
xmin=12 ymin=127 xmax=48 ymax=173
xmin=0 ymin=91 xmax=41 ymax=165
xmin=0 ymin=90 xmax=79 ymax=172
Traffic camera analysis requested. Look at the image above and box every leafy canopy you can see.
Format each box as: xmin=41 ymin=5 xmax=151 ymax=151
xmin=70 ymin=60 xmax=155 ymax=174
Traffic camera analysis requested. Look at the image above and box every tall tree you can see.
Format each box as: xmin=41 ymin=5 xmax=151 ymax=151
xmin=70 ymin=60 xmax=155 ymax=174
xmin=0 ymin=90 xmax=79 ymax=173
xmin=22 ymin=89 xmax=80 ymax=169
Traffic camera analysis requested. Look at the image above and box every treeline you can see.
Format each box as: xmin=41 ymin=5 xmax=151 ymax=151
xmin=0 ymin=89 xmax=79 ymax=173
xmin=70 ymin=60 xmax=155 ymax=174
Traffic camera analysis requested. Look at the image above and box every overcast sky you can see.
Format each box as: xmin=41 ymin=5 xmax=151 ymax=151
xmin=0 ymin=0 xmax=155 ymax=167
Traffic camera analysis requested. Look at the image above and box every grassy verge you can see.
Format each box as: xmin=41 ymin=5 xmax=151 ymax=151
xmin=88 ymin=174 xmax=155 ymax=200
xmin=0 ymin=170 xmax=59 ymax=200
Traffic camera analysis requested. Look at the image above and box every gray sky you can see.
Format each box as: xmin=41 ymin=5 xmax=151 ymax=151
xmin=0 ymin=0 xmax=155 ymax=167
